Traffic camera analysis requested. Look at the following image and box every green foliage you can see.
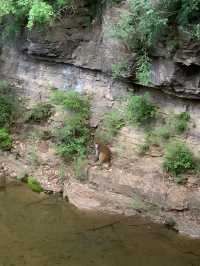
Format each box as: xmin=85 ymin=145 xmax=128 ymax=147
xmin=126 ymin=93 xmax=157 ymax=126
xmin=26 ymin=103 xmax=53 ymax=123
xmin=27 ymin=1 xmax=54 ymax=29
xmin=73 ymin=155 xmax=88 ymax=182
xmin=109 ymin=0 xmax=200 ymax=82
xmin=173 ymin=175 xmax=187 ymax=185
xmin=166 ymin=112 xmax=190 ymax=135
xmin=55 ymin=115 xmax=90 ymax=160
xmin=27 ymin=176 xmax=43 ymax=193
xmin=111 ymin=0 xmax=167 ymax=49
xmin=52 ymin=90 xmax=90 ymax=118
xmin=111 ymin=60 xmax=128 ymax=79
xmin=0 ymin=128 xmax=12 ymax=151
xmin=0 ymin=0 xmax=74 ymax=39
xmin=53 ymin=90 xmax=91 ymax=161
xmin=147 ymin=126 xmax=171 ymax=147
xmin=195 ymin=23 xmax=200 ymax=40
xmin=0 ymin=95 xmax=14 ymax=127
xmin=176 ymin=0 xmax=200 ymax=26
xmin=0 ymin=80 xmax=20 ymax=128
xmin=136 ymin=142 xmax=150 ymax=155
xmin=136 ymin=53 xmax=151 ymax=85
xmin=147 ymin=111 xmax=189 ymax=146
xmin=163 ymin=140 xmax=195 ymax=177
xmin=109 ymin=0 xmax=167 ymax=82
xmin=101 ymin=110 xmax=125 ymax=141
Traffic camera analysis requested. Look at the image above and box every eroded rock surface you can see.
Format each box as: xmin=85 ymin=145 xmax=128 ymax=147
xmin=6 ymin=0 xmax=200 ymax=98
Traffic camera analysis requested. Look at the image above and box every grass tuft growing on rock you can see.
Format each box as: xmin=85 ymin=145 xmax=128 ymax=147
xmin=166 ymin=112 xmax=190 ymax=135
xmin=52 ymin=90 xmax=90 ymax=118
xmin=96 ymin=110 xmax=125 ymax=143
xmin=126 ymin=93 xmax=157 ymax=126
xmin=0 ymin=128 xmax=12 ymax=151
xmin=25 ymin=103 xmax=53 ymax=123
xmin=27 ymin=177 xmax=44 ymax=193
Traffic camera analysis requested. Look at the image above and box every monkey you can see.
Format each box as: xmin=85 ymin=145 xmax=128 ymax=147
xmin=94 ymin=138 xmax=112 ymax=167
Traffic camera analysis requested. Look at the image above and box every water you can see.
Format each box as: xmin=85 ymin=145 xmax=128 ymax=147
xmin=0 ymin=185 xmax=200 ymax=266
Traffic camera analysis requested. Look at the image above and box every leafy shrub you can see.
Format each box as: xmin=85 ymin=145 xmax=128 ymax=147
xmin=26 ymin=103 xmax=53 ymax=123
xmin=0 ymin=80 xmax=20 ymax=127
xmin=111 ymin=61 xmax=128 ymax=79
xmin=126 ymin=93 xmax=157 ymax=126
xmin=109 ymin=0 xmax=166 ymax=84
xmin=167 ymin=112 xmax=190 ymax=135
xmin=109 ymin=0 xmax=200 ymax=84
xmin=195 ymin=23 xmax=200 ymax=40
xmin=27 ymin=1 xmax=55 ymax=29
xmin=147 ymin=126 xmax=171 ymax=146
xmin=0 ymin=128 xmax=12 ymax=151
xmin=55 ymin=115 xmax=90 ymax=160
xmin=146 ymin=112 xmax=189 ymax=147
xmin=163 ymin=140 xmax=195 ymax=177
xmin=111 ymin=0 xmax=167 ymax=50
xmin=52 ymin=90 xmax=90 ymax=118
xmin=101 ymin=110 xmax=125 ymax=141
xmin=0 ymin=95 xmax=14 ymax=127
xmin=0 ymin=0 xmax=74 ymax=37
xmin=27 ymin=177 xmax=43 ymax=193
xmin=136 ymin=52 xmax=151 ymax=85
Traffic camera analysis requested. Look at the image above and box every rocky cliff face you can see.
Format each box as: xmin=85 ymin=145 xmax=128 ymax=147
xmin=1 ymin=1 xmax=200 ymax=238
xmin=13 ymin=0 xmax=200 ymax=99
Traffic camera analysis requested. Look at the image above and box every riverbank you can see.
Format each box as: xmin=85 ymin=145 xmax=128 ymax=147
xmin=1 ymin=103 xmax=200 ymax=238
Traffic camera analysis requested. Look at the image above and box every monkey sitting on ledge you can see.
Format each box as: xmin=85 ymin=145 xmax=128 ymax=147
xmin=94 ymin=138 xmax=112 ymax=168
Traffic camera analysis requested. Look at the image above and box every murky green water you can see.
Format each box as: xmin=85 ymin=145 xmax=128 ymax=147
xmin=0 ymin=185 xmax=200 ymax=266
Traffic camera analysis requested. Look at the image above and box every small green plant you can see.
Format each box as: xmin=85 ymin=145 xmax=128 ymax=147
xmin=27 ymin=176 xmax=43 ymax=193
xmin=167 ymin=112 xmax=190 ymax=135
xmin=111 ymin=60 xmax=128 ymax=79
xmin=52 ymin=90 xmax=90 ymax=118
xmin=101 ymin=110 xmax=125 ymax=142
xmin=26 ymin=103 xmax=53 ymax=123
xmin=147 ymin=126 xmax=171 ymax=147
xmin=163 ymin=140 xmax=195 ymax=177
xmin=136 ymin=142 xmax=150 ymax=155
xmin=126 ymin=93 xmax=157 ymax=126
xmin=0 ymin=80 xmax=21 ymax=128
xmin=73 ymin=155 xmax=88 ymax=182
xmin=55 ymin=115 xmax=90 ymax=160
xmin=0 ymin=128 xmax=12 ymax=151
xmin=136 ymin=53 xmax=151 ymax=85
xmin=195 ymin=23 xmax=200 ymax=40
xmin=0 ymin=0 xmax=74 ymax=37
xmin=0 ymin=96 xmax=13 ymax=127
xmin=174 ymin=175 xmax=188 ymax=185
